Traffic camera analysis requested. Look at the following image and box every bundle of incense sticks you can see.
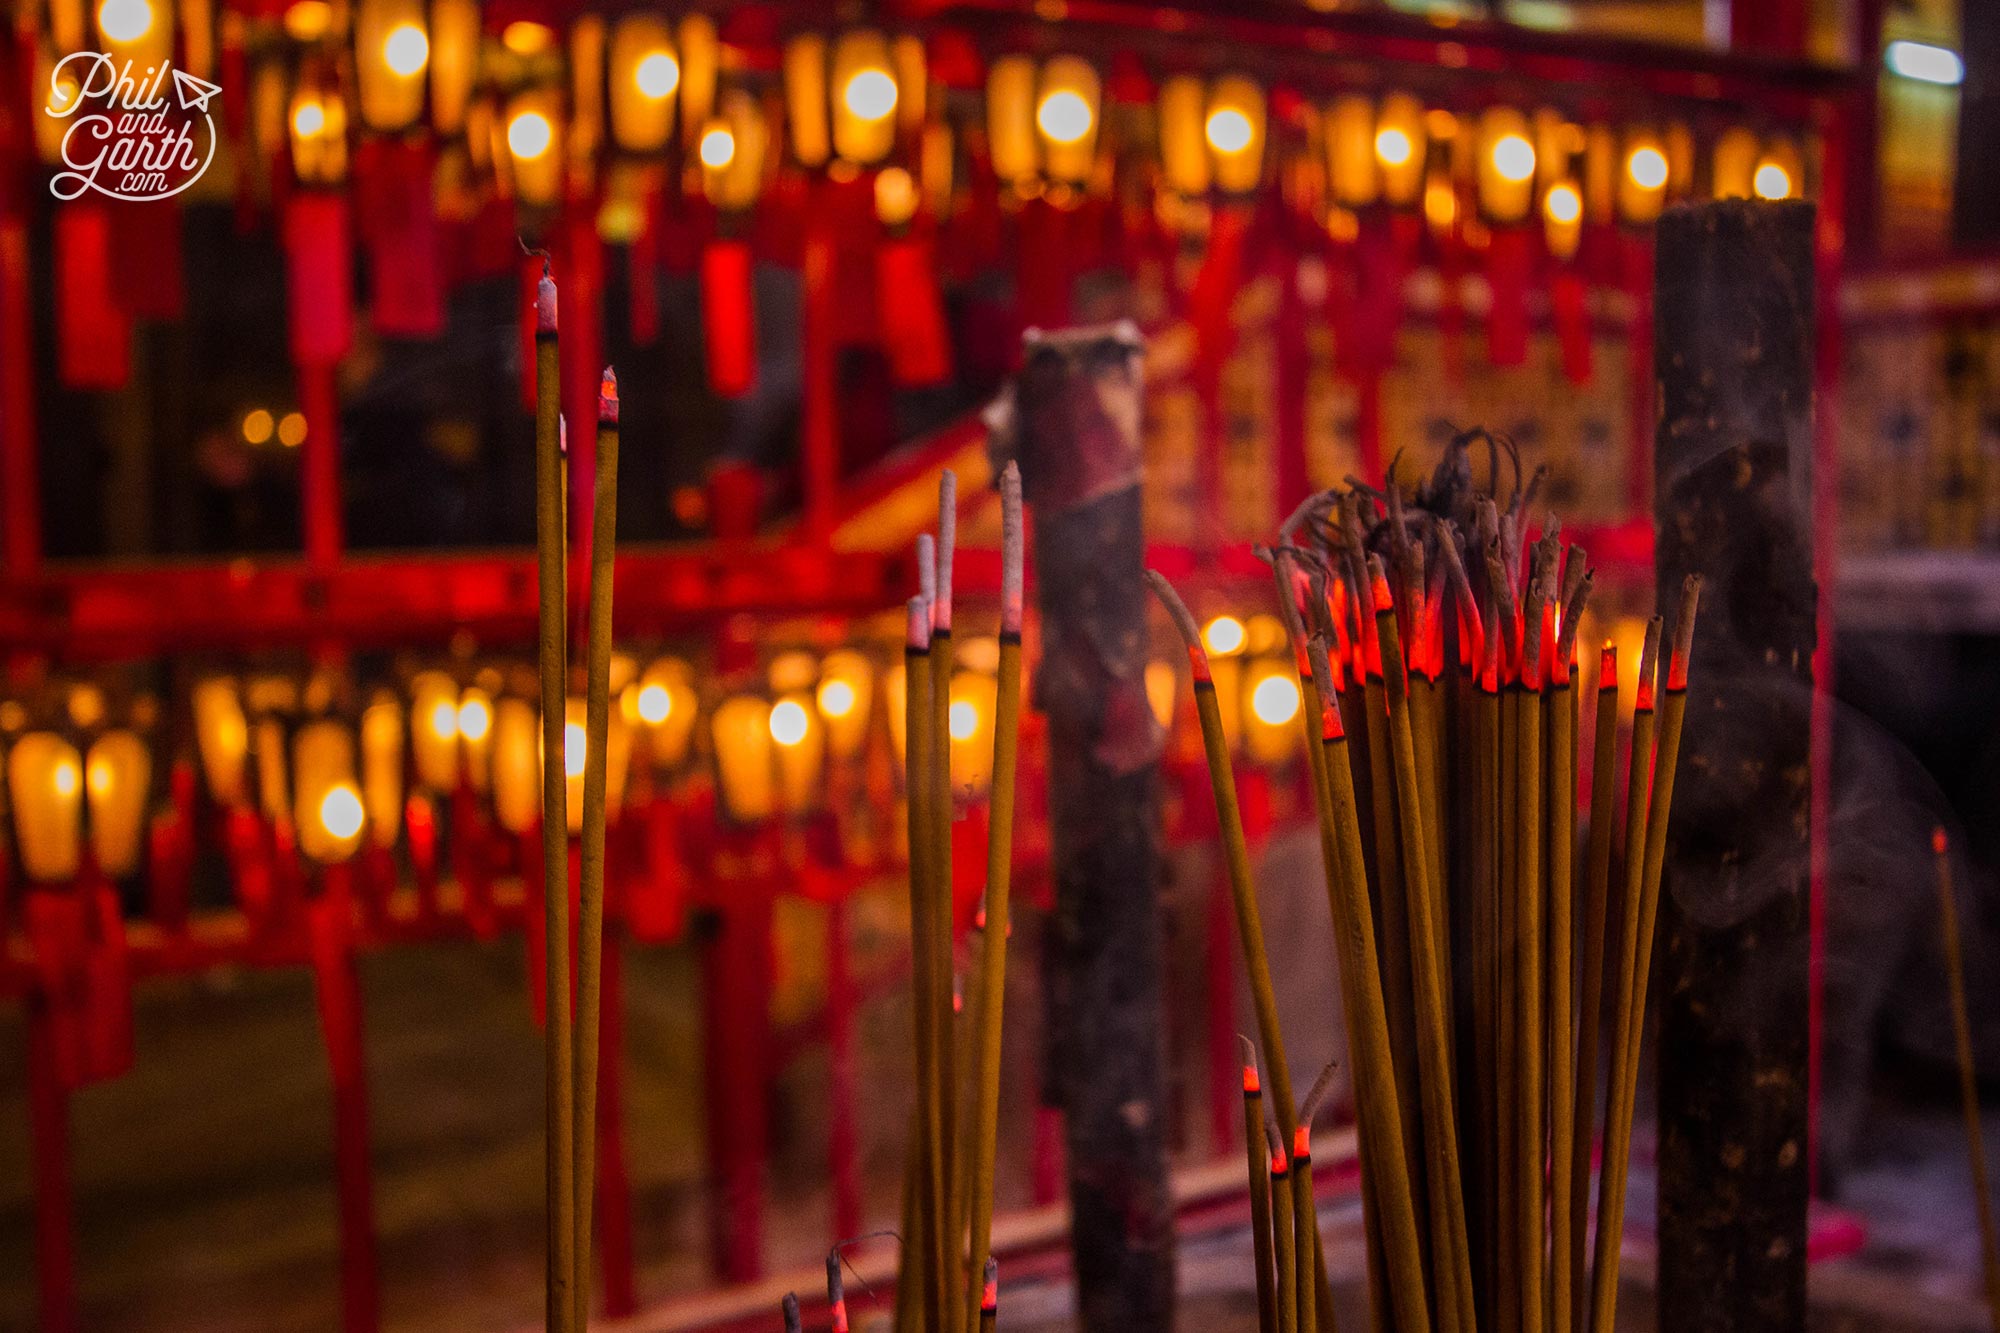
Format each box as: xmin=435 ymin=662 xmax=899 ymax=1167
xmin=1151 ymin=432 xmax=1701 ymax=1333
xmin=895 ymin=464 xmax=1026 ymax=1332
xmin=532 ymin=259 xmax=621 ymax=1333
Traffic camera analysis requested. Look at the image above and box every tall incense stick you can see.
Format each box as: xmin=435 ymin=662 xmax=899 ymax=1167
xmin=1568 ymin=640 xmax=1619 ymax=1324
xmin=904 ymin=581 xmax=945 ymax=1333
xmin=571 ymin=367 xmax=619 ymax=1331
xmin=1244 ymin=1038 xmax=1280 ymax=1333
xmin=930 ymin=475 xmax=960 ymax=1331
xmin=963 ymin=464 xmax=1024 ymax=1333
xmin=1270 ymin=1123 xmax=1297 ymax=1333
xmin=1934 ymin=827 xmax=2000 ymax=1332
xmin=532 ymin=263 xmax=576 ymax=1333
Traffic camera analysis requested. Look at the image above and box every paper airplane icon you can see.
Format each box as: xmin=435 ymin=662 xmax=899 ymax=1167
xmin=171 ymin=68 xmax=222 ymax=113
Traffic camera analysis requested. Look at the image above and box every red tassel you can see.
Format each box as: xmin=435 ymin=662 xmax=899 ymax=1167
xmin=355 ymin=140 xmax=443 ymax=339
xmin=405 ymin=794 xmax=441 ymax=922
xmin=1551 ymin=270 xmax=1593 ymax=385
xmin=107 ymin=200 xmax=185 ymax=320
xmin=282 ymin=191 xmax=353 ymax=367
xmin=53 ymin=204 xmax=130 ymax=389
xmin=876 ymin=231 xmax=952 ymax=387
xmin=82 ymin=880 xmax=133 ymax=1083
xmin=702 ymin=239 xmax=757 ymax=398
xmin=1485 ymin=225 xmax=1535 ymax=369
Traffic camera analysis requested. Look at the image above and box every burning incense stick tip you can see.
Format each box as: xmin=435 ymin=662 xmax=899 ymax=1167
xmin=1600 ymin=642 xmax=1618 ymax=689
xmin=1244 ymin=1064 xmax=1262 ymax=1094
xmin=1935 ymin=826 xmax=1949 ymax=856
xmin=536 ymin=272 xmax=557 ymax=333
xmin=1144 ymin=570 xmax=1210 ymax=683
xmin=982 ymin=1256 xmax=999 ymax=1312
xmin=935 ymin=470 xmax=957 ymax=632
xmin=907 ymin=597 xmax=932 ymax=651
xmin=1667 ymin=574 xmax=1702 ymax=691
xmin=781 ymin=1292 xmax=802 ymax=1333
xmin=1635 ymin=616 xmax=1663 ymax=712
xmin=1307 ymin=636 xmax=1344 ymax=742
xmin=916 ymin=533 xmax=936 ymax=607
xmin=1291 ymin=1125 xmax=1312 ymax=1161
xmin=597 ymin=367 xmax=618 ymax=422
xmin=1000 ymin=461 xmax=1024 ymax=636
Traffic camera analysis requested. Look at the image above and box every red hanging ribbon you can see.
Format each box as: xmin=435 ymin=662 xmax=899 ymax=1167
xmin=701 ymin=238 xmax=757 ymax=399
xmin=354 ymin=139 xmax=444 ymax=339
xmin=282 ymin=190 xmax=354 ymax=367
xmin=81 ymin=877 xmax=132 ymax=1084
xmin=1551 ymin=269 xmax=1593 ymax=385
xmin=1485 ymin=224 xmax=1535 ymax=369
xmin=53 ymin=203 xmax=130 ymax=389
xmin=875 ymin=230 xmax=952 ymax=387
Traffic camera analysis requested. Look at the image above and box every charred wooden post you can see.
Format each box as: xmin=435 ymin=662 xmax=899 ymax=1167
xmin=1652 ymin=200 xmax=1816 ymax=1331
xmin=997 ymin=322 xmax=1176 ymax=1331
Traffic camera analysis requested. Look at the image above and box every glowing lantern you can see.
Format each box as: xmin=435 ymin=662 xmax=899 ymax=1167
xmin=289 ymin=79 xmax=349 ymax=186
xmin=701 ymin=89 xmax=766 ymax=212
xmin=833 ymin=30 xmax=899 ymax=165
xmin=504 ymin=88 xmax=562 ymax=207
xmin=427 ymin=0 xmax=479 ymax=135
xmin=457 ymin=688 xmax=494 ymax=792
xmin=1543 ymin=180 xmax=1583 ymax=260
xmin=1206 ymin=76 xmax=1266 ymax=195
xmin=1712 ymin=127 xmax=1761 ymax=201
xmin=1201 ymin=613 xmax=1247 ymax=744
xmin=1158 ymin=75 xmax=1212 ymax=196
xmin=712 ymin=693 xmax=777 ymax=824
xmin=568 ymin=16 xmax=605 ymax=173
xmin=1618 ymin=130 xmax=1669 ymax=224
xmin=354 ymin=0 xmax=428 ymax=132
xmin=1754 ymin=138 xmax=1801 ymax=200
xmin=784 ymin=34 xmax=833 ymax=169
xmin=781 ymin=27 xmax=902 ymax=172
xmin=409 ymin=670 xmax=461 ymax=792
xmin=86 ymin=730 xmax=151 ymax=877
xmin=676 ymin=14 xmax=719 ymax=152
xmin=948 ymin=670 xmax=998 ymax=797
xmin=360 ymin=692 xmax=404 ymax=849
xmin=1477 ymin=107 xmax=1536 ymax=224
xmin=8 ymin=732 xmax=84 ymax=882
xmin=1243 ymin=659 xmax=1302 ymax=765
xmin=95 ymin=0 xmax=172 ymax=78
xmin=1327 ymin=95 xmax=1379 ymax=209
xmin=987 ymin=54 xmax=1101 ymax=187
xmin=769 ymin=692 xmax=825 ymax=815
xmin=192 ymin=677 xmax=250 ymax=807
xmin=986 ymin=54 xmax=1039 ymax=186
xmin=635 ymin=657 xmax=699 ymax=771
xmin=598 ymin=16 xmax=674 ymax=157
xmin=293 ymin=719 xmax=364 ymax=865
xmin=815 ymin=648 xmax=875 ymax=762
xmin=1145 ymin=660 xmax=1178 ymax=730
xmin=490 ymin=697 xmax=541 ymax=835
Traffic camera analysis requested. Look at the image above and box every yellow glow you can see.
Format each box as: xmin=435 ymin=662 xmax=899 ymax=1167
xmin=1753 ymin=162 xmax=1792 ymax=200
xmin=97 ymin=0 xmax=153 ymax=41
xmin=383 ymin=23 xmax=429 ymax=76
xmin=242 ymin=408 xmax=274 ymax=444
xmin=1202 ymin=615 xmax=1247 ymax=657
xmin=427 ymin=698 xmax=458 ymax=740
xmin=1250 ymin=674 xmax=1301 ymax=727
xmin=1626 ymin=145 xmax=1668 ymax=190
xmin=456 ymin=696 xmax=491 ymax=742
xmin=635 ymin=51 xmax=680 ymax=100
xmin=1037 ymin=89 xmax=1094 ymax=144
xmin=636 ymin=683 xmax=671 ymax=725
xmin=319 ymin=784 xmax=365 ymax=840
xmin=509 ymin=110 xmax=555 ymax=161
xmin=1544 ymin=182 xmax=1582 ymax=224
xmin=949 ymin=699 xmax=978 ymax=741
xmin=292 ymin=100 xmax=327 ymax=139
xmin=1374 ymin=126 xmax=1413 ymax=167
xmin=86 ymin=755 xmax=114 ymax=796
xmin=769 ymin=699 xmax=810 ymax=747
xmin=52 ymin=761 xmax=79 ymax=798
xmin=874 ymin=166 xmax=918 ymax=224
xmin=816 ymin=678 xmax=856 ymax=719
xmin=1424 ymin=175 xmax=1457 ymax=231
xmin=1491 ymin=133 xmax=1536 ymax=183
xmin=277 ymin=412 xmax=307 ymax=447
xmin=564 ymin=721 xmax=588 ymax=778
xmin=1205 ymin=107 xmax=1254 ymax=155
xmin=699 ymin=124 xmax=736 ymax=169
xmin=502 ymin=20 xmax=553 ymax=54
xmin=842 ymin=68 xmax=898 ymax=122
xmin=283 ymin=0 xmax=330 ymax=39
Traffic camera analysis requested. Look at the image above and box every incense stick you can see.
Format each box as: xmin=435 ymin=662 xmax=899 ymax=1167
xmin=1544 ymin=565 xmax=1587 ymax=1333
xmin=979 ymin=1256 xmax=998 ymax=1333
xmin=1244 ymin=1038 xmax=1280 ymax=1333
xmin=532 ymin=264 xmax=577 ymax=1333
xmin=964 ymin=465 xmax=1024 ymax=1333
xmin=931 ymin=475 xmax=961 ymax=1331
xmin=1934 ymin=828 xmax=2000 ymax=1332
xmin=904 ymin=585 xmax=945 ymax=1333
xmin=1568 ymin=640 xmax=1619 ymax=1325
xmin=1270 ymin=1124 xmax=1297 ymax=1333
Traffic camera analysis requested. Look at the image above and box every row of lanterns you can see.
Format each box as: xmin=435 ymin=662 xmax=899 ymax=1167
xmin=28 ymin=0 xmax=1810 ymax=228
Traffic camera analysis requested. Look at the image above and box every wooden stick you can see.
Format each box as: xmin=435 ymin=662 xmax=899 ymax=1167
xmin=1146 ymin=572 xmax=1297 ymax=1134
xmin=1293 ymin=1128 xmax=1321 ymax=1333
xmin=904 ymin=584 xmax=946 ymax=1333
xmin=1544 ymin=565 xmax=1585 ymax=1333
xmin=931 ymin=473 xmax=961 ymax=1331
xmin=1934 ymin=827 xmax=2000 ymax=1333
xmin=1587 ymin=613 xmax=1664 ymax=1333
xmin=1270 ymin=1125 xmax=1297 ymax=1333
xmin=1567 ymin=640 xmax=1618 ymax=1325
xmin=1514 ymin=568 xmax=1546 ymax=1333
xmin=1244 ymin=1039 xmax=1281 ymax=1333
xmin=572 ymin=367 xmax=620 ymax=1332
xmin=532 ymin=265 xmax=577 ymax=1333
xmin=1305 ymin=631 xmax=1434 ymax=1333
xmin=893 ymin=1111 xmax=924 ymax=1333
xmin=963 ymin=465 xmax=1024 ymax=1333
xmin=1370 ymin=558 xmax=1476 ymax=1333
